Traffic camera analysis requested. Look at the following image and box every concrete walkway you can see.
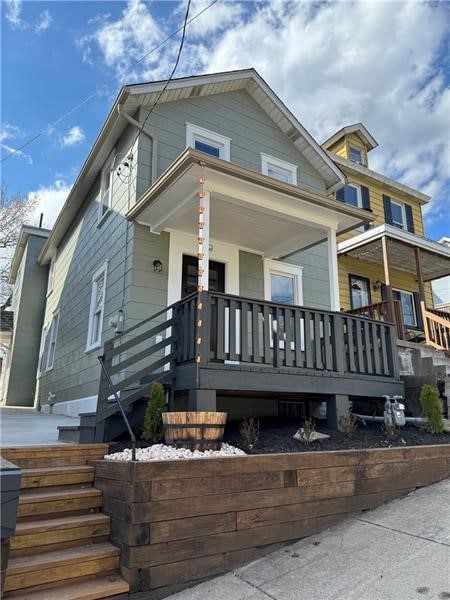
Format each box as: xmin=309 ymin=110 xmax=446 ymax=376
xmin=0 ymin=407 xmax=79 ymax=446
xmin=168 ymin=479 xmax=450 ymax=600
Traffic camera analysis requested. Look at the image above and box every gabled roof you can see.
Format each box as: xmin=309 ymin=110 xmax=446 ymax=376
xmin=38 ymin=68 xmax=345 ymax=264
xmin=322 ymin=123 xmax=378 ymax=152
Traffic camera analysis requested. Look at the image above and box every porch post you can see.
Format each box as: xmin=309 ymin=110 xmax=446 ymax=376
xmin=188 ymin=389 xmax=216 ymax=412
xmin=198 ymin=189 xmax=210 ymax=291
xmin=327 ymin=394 xmax=350 ymax=431
xmin=381 ymin=236 xmax=396 ymax=324
xmin=327 ymin=228 xmax=340 ymax=311
xmin=415 ymin=247 xmax=429 ymax=342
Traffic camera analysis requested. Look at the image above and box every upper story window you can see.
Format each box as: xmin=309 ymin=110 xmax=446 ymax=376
xmin=98 ymin=151 xmax=115 ymax=224
xmin=341 ymin=183 xmax=362 ymax=208
xmin=86 ymin=262 xmax=108 ymax=352
xmin=186 ymin=123 xmax=230 ymax=161
xmin=383 ymin=195 xmax=415 ymax=233
xmin=349 ymin=146 xmax=366 ymax=165
xmin=47 ymin=255 xmax=56 ymax=296
xmin=261 ymin=154 xmax=298 ymax=185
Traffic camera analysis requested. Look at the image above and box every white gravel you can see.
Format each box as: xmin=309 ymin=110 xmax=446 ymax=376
xmin=104 ymin=443 xmax=246 ymax=462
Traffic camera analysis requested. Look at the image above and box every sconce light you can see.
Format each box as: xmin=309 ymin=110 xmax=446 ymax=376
xmin=153 ymin=259 xmax=163 ymax=273
xmin=373 ymin=279 xmax=382 ymax=291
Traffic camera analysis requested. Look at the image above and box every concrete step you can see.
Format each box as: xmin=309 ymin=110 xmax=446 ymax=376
xmin=58 ymin=426 xmax=96 ymax=444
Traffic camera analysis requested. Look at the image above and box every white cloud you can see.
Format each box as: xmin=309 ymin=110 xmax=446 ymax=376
xmin=35 ymin=10 xmax=52 ymax=34
xmin=0 ymin=122 xmax=32 ymax=164
xmin=61 ymin=126 xmax=85 ymax=148
xmin=28 ymin=180 xmax=72 ymax=230
xmin=5 ymin=0 xmax=52 ymax=33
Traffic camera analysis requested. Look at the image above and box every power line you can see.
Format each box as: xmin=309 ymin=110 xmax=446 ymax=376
xmin=1 ymin=0 xmax=217 ymax=165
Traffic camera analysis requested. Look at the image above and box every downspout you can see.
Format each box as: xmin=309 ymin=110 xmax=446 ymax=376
xmin=117 ymin=105 xmax=158 ymax=184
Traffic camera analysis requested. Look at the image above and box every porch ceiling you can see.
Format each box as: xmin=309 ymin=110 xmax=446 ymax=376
xmin=338 ymin=226 xmax=450 ymax=281
xmin=129 ymin=149 xmax=372 ymax=258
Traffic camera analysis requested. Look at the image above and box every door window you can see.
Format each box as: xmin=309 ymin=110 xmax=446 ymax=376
xmin=350 ymin=275 xmax=371 ymax=309
xmin=181 ymin=255 xmax=225 ymax=297
xmin=393 ymin=289 xmax=417 ymax=327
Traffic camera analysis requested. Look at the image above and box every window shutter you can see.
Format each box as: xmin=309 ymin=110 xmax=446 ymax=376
xmin=413 ymin=292 xmax=424 ymax=330
xmin=336 ymin=187 xmax=345 ymax=202
xmin=361 ymin=186 xmax=372 ymax=230
xmin=383 ymin=195 xmax=393 ymax=225
xmin=404 ymin=204 xmax=415 ymax=233
xmin=380 ymin=284 xmax=387 ymax=302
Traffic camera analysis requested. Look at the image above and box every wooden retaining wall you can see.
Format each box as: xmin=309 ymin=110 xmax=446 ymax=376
xmin=93 ymin=445 xmax=450 ymax=599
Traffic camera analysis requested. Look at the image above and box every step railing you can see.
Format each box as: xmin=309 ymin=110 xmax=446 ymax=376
xmin=191 ymin=292 xmax=399 ymax=378
xmin=347 ymin=299 xmax=406 ymax=340
xmin=423 ymin=304 xmax=450 ymax=351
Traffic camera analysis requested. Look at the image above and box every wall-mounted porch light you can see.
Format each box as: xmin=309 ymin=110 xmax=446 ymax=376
xmin=153 ymin=259 xmax=163 ymax=273
xmin=373 ymin=279 xmax=382 ymax=291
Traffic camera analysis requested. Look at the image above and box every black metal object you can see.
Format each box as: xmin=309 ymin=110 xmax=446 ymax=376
xmin=98 ymin=355 xmax=137 ymax=462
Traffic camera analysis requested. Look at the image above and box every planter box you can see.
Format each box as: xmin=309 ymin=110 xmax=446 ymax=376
xmin=93 ymin=445 xmax=450 ymax=599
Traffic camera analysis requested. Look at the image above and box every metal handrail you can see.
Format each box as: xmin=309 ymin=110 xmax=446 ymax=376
xmin=98 ymin=355 xmax=137 ymax=461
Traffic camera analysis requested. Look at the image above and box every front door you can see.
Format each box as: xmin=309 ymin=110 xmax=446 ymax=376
xmin=181 ymin=255 xmax=225 ymax=297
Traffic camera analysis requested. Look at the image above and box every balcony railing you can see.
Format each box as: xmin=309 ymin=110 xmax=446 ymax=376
xmin=347 ymin=300 xmax=406 ymax=340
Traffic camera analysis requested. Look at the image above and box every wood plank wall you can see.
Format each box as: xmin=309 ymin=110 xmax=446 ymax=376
xmin=93 ymin=445 xmax=450 ymax=599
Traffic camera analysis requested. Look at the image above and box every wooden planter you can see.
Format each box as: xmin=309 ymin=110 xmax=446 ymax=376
xmin=162 ymin=412 xmax=227 ymax=451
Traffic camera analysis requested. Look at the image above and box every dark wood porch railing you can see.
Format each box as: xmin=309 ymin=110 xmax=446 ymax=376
xmin=181 ymin=292 xmax=398 ymax=378
xmin=423 ymin=305 xmax=450 ymax=352
xmin=347 ymin=300 xmax=406 ymax=340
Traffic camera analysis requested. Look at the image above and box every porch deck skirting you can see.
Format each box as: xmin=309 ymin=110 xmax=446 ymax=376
xmin=93 ymin=444 xmax=450 ymax=598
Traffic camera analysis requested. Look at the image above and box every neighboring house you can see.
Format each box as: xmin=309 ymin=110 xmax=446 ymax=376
xmin=1 ymin=226 xmax=50 ymax=407
xmin=322 ymin=124 xmax=450 ymax=344
xmin=432 ymin=238 xmax=450 ymax=312
xmin=32 ymin=69 xmax=404 ymax=436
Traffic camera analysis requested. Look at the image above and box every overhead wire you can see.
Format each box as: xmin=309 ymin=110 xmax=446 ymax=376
xmin=1 ymin=0 xmax=216 ymax=165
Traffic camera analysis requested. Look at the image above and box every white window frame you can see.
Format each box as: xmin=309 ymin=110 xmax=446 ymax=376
xmin=263 ymin=259 xmax=303 ymax=305
xmin=349 ymin=146 xmax=365 ymax=165
xmin=98 ymin=151 xmax=115 ymax=225
xmin=344 ymin=183 xmax=362 ymax=208
xmin=86 ymin=262 xmax=108 ymax=352
xmin=261 ymin=153 xmax=298 ymax=185
xmin=47 ymin=255 xmax=56 ymax=296
xmin=45 ymin=310 xmax=60 ymax=371
xmin=393 ymin=288 xmax=417 ymax=327
xmin=37 ymin=325 xmax=48 ymax=377
xmin=186 ymin=123 xmax=230 ymax=161
xmin=390 ymin=199 xmax=406 ymax=229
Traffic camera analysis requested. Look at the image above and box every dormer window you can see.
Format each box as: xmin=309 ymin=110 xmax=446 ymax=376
xmin=349 ymin=146 xmax=365 ymax=165
xmin=186 ymin=123 xmax=230 ymax=161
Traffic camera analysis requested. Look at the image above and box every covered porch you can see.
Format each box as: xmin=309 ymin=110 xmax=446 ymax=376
xmin=338 ymin=224 xmax=450 ymax=351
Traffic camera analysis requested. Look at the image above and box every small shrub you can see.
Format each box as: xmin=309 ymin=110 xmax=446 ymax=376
xmin=419 ymin=384 xmax=444 ymax=434
xmin=339 ymin=414 xmax=358 ymax=437
xmin=381 ymin=422 xmax=398 ymax=439
xmin=301 ymin=417 xmax=316 ymax=445
xmin=239 ymin=417 xmax=260 ymax=450
xmin=142 ymin=382 xmax=166 ymax=442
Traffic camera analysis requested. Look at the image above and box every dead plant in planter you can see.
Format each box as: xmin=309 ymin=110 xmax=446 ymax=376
xmin=381 ymin=421 xmax=398 ymax=439
xmin=339 ymin=414 xmax=358 ymax=437
xmin=239 ymin=417 xmax=260 ymax=450
xmin=300 ymin=417 xmax=315 ymax=445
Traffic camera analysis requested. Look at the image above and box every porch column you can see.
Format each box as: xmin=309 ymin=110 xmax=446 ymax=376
xmin=327 ymin=228 xmax=340 ymax=311
xmin=381 ymin=236 xmax=396 ymax=322
xmin=198 ymin=189 xmax=210 ymax=291
xmin=415 ymin=247 xmax=429 ymax=342
xmin=188 ymin=389 xmax=216 ymax=412
xmin=327 ymin=394 xmax=350 ymax=431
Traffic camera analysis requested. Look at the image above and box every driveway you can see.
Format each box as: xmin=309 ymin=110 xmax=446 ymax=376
xmin=0 ymin=407 xmax=79 ymax=446
xmin=168 ymin=479 xmax=450 ymax=600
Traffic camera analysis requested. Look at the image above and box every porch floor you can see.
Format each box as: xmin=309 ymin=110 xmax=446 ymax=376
xmin=0 ymin=407 xmax=79 ymax=446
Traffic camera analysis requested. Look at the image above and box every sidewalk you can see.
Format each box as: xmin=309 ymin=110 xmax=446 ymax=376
xmin=0 ymin=407 xmax=79 ymax=446
xmin=168 ymin=479 xmax=450 ymax=600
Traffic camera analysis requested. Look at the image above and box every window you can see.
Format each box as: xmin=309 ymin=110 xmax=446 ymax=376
xmin=98 ymin=152 xmax=115 ymax=223
xmin=393 ymin=289 xmax=417 ymax=327
xmin=37 ymin=326 xmax=48 ymax=377
xmin=47 ymin=256 xmax=56 ymax=296
xmin=86 ymin=262 xmax=108 ymax=351
xmin=342 ymin=184 xmax=362 ymax=208
xmin=264 ymin=260 xmax=303 ymax=305
xmin=350 ymin=275 xmax=371 ymax=309
xmin=390 ymin=200 xmax=405 ymax=229
xmin=46 ymin=311 xmax=60 ymax=371
xmin=186 ymin=123 xmax=230 ymax=161
xmin=349 ymin=146 xmax=365 ymax=165
xmin=261 ymin=154 xmax=297 ymax=185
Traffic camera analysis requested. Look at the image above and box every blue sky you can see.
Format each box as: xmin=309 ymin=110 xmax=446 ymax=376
xmin=1 ymin=0 xmax=449 ymax=239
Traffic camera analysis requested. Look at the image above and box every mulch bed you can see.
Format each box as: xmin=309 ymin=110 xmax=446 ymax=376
xmin=108 ymin=417 xmax=450 ymax=455
xmin=222 ymin=417 xmax=450 ymax=454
